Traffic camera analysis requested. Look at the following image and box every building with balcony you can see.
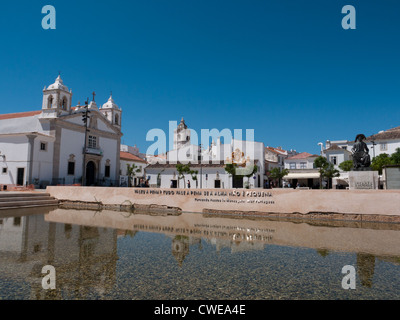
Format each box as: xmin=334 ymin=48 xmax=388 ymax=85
xmin=0 ymin=75 xmax=122 ymax=189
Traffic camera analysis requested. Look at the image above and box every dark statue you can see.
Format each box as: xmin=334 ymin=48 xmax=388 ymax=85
xmin=351 ymin=134 xmax=371 ymax=170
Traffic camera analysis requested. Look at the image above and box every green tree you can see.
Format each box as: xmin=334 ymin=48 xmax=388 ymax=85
xmin=126 ymin=163 xmax=141 ymax=187
xmin=338 ymin=160 xmax=353 ymax=172
xmin=322 ymin=163 xmax=340 ymax=189
xmin=189 ymin=169 xmax=199 ymax=188
xmin=390 ymin=148 xmax=400 ymax=165
xmin=176 ymin=163 xmax=199 ymax=188
xmin=244 ymin=164 xmax=258 ymax=189
xmin=371 ymin=153 xmax=392 ymax=174
xmin=224 ymin=163 xmax=238 ymax=188
xmin=314 ymin=156 xmax=329 ymax=188
xmin=268 ymin=167 xmax=289 ymax=187
xmin=176 ymin=163 xmax=190 ymax=188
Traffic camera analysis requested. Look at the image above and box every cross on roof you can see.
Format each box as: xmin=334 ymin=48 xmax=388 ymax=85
xmin=92 ymin=91 xmax=96 ymax=102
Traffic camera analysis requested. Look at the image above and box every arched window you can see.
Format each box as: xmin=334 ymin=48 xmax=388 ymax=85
xmin=114 ymin=113 xmax=119 ymax=125
xmin=61 ymin=97 xmax=68 ymax=110
xmin=47 ymin=95 xmax=53 ymax=109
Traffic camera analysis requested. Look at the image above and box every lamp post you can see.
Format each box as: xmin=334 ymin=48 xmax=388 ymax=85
xmin=198 ymin=144 xmax=202 ymax=189
xmin=81 ymin=98 xmax=90 ymax=186
xmin=371 ymin=140 xmax=376 ymax=159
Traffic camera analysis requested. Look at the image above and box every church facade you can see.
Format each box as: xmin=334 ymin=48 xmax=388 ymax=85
xmin=0 ymin=75 xmax=122 ymax=189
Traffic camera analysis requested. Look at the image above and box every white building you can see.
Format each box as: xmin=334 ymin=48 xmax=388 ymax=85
xmin=283 ymin=152 xmax=320 ymax=188
xmin=120 ymin=144 xmax=147 ymax=187
xmin=0 ymin=75 xmax=122 ymax=189
xmin=324 ymin=126 xmax=400 ymax=162
xmin=323 ymin=144 xmax=352 ymax=170
xmin=145 ymin=118 xmax=265 ymax=189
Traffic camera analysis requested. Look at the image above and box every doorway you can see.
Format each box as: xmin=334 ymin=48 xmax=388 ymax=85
xmin=86 ymin=161 xmax=96 ymax=186
xmin=232 ymin=176 xmax=243 ymax=188
xmin=17 ymin=168 xmax=25 ymax=186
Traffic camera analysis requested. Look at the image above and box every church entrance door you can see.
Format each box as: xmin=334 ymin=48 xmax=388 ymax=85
xmin=86 ymin=161 xmax=96 ymax=186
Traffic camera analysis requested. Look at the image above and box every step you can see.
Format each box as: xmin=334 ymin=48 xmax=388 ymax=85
xmin=0 ymin=196 xmax=56 ymax=202
xmin=0 ymin=204 xmax=59 ymax=211
xmin=0 ymin=192 xmax=51 ymax=198
xmin=0 ymin=199 xmax=59 ymax=208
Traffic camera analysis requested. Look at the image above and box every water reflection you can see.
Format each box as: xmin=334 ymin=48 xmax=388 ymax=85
xmin=1 ymin=206 xmax=400 ymax=299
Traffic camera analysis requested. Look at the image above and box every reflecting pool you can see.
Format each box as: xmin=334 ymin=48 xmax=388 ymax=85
xmin=1 ymin=206 xmax=400 ymax=300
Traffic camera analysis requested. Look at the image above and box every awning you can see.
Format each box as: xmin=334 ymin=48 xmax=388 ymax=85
xmin=284 ymin=172 xmax=320 ymax=179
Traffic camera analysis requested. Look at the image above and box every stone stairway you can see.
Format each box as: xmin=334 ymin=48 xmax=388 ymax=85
xmin=0 ymin=192 xmax=59 ymax=210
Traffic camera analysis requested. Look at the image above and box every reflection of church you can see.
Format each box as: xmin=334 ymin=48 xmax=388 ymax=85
xmin=0 ymin=209 xmax=118 ymax=299
xmin=171 ymin=235 xmax=201 ymax=267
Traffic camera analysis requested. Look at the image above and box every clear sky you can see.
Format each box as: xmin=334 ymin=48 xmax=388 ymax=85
xmin=0 ymin=0 xmax=399 ymax=155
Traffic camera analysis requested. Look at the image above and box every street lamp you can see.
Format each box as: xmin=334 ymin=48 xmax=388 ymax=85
xmin=81 ymin=98 xmax=90 ymax=186
xmin=318 ymin=142 xmax=324 ymax=155
xmin=371 ymin=140 xmax=376 ymax=159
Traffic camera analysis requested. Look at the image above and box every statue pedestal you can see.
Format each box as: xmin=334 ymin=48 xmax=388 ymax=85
xmin=348 ymin=171 xmax=379 ymax=190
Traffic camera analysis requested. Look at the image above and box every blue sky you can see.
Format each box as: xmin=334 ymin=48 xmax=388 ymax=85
xmin=0 ymin=0 xmax=399 ymax=155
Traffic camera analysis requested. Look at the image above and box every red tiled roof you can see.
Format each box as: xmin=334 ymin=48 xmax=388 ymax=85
xmin=286 ymin=152 xmax=319 ymax=160
xmin=120 ymin=151 xmax=147 ymax=163
xmin=0 ymin=110 xmax=42 ymax=120
xmin=366 ymin=126 xmax=400 ymax=141
xmin=265 ymin=147 xmax=283 ymax=155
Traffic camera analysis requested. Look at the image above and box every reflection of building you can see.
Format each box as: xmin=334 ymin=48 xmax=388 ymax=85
xmin=171 ymin=235 xmax=201 ymax=267
xmin=171 ymin=235 xmax=190 ymax=267
xmin=0 ymin=210 xmax=118 ymax=299
xmin=357 ymin=253 xmax=375 ymax=288
xmin=0 ymin=75 xmax=122 ymax=189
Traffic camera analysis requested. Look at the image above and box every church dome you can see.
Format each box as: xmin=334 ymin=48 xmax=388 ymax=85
xmin=46 ymin=75 xmax=69 ymax=91
xmin=101 ymin=94 xmax=120 ymax=110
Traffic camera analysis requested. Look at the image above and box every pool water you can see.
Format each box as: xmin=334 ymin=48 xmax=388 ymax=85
xmin=0 ymin=207 xmax=400 ymax=300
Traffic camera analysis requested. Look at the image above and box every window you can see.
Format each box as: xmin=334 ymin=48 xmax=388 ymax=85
xmin=114 ymin=113 xmax=119 ymax=125
xmin=380 ymin=143 xmax=387 ymax=151
xmin=68 ymin=162 xmax=75 ymax=175
xmin=290 ymin=162 xmax=296 ymax=169
xmin=47 ymin=95 xmax=53 ymax=109
xmin=40 ymin=142 xmax=47 ymax=151
xmin=300 ymin=162 xmax=307 ymax=169
xmin=341 ymin=146 xmax=347 ymax=150
xmin=61 ymin=97 xmax=68 ymax=110
xmin=88 ymin=135 xmax=97 ymax=148
xmin=105 ymin=165 xmax=110 ymax=178
xmin=1 ymin=167 xmax=7 ymax=174
xmin=331 ymin=156 xmax=337 ymax=165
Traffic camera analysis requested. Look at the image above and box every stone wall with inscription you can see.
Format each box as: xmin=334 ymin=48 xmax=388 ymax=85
xmin=47 ymin=186 xmax=400 ymax=218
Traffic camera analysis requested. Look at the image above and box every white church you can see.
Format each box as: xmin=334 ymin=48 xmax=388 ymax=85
xmin=0 ymin=75 xmax=122 ymax=189
xmin=145 ymin=118 xmax=266 ymax=189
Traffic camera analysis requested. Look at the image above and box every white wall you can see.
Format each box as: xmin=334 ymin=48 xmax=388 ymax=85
xmin=0 ymin=135 xmax=29 ymax=185
xmin=284 ymin=157 xmax=316 ymax=170
xmin=59 ymin=128 xmax=85 ymax=184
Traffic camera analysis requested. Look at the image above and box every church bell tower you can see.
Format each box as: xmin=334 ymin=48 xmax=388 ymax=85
xmin=41 ymin=75 xmax=72 ymax=118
